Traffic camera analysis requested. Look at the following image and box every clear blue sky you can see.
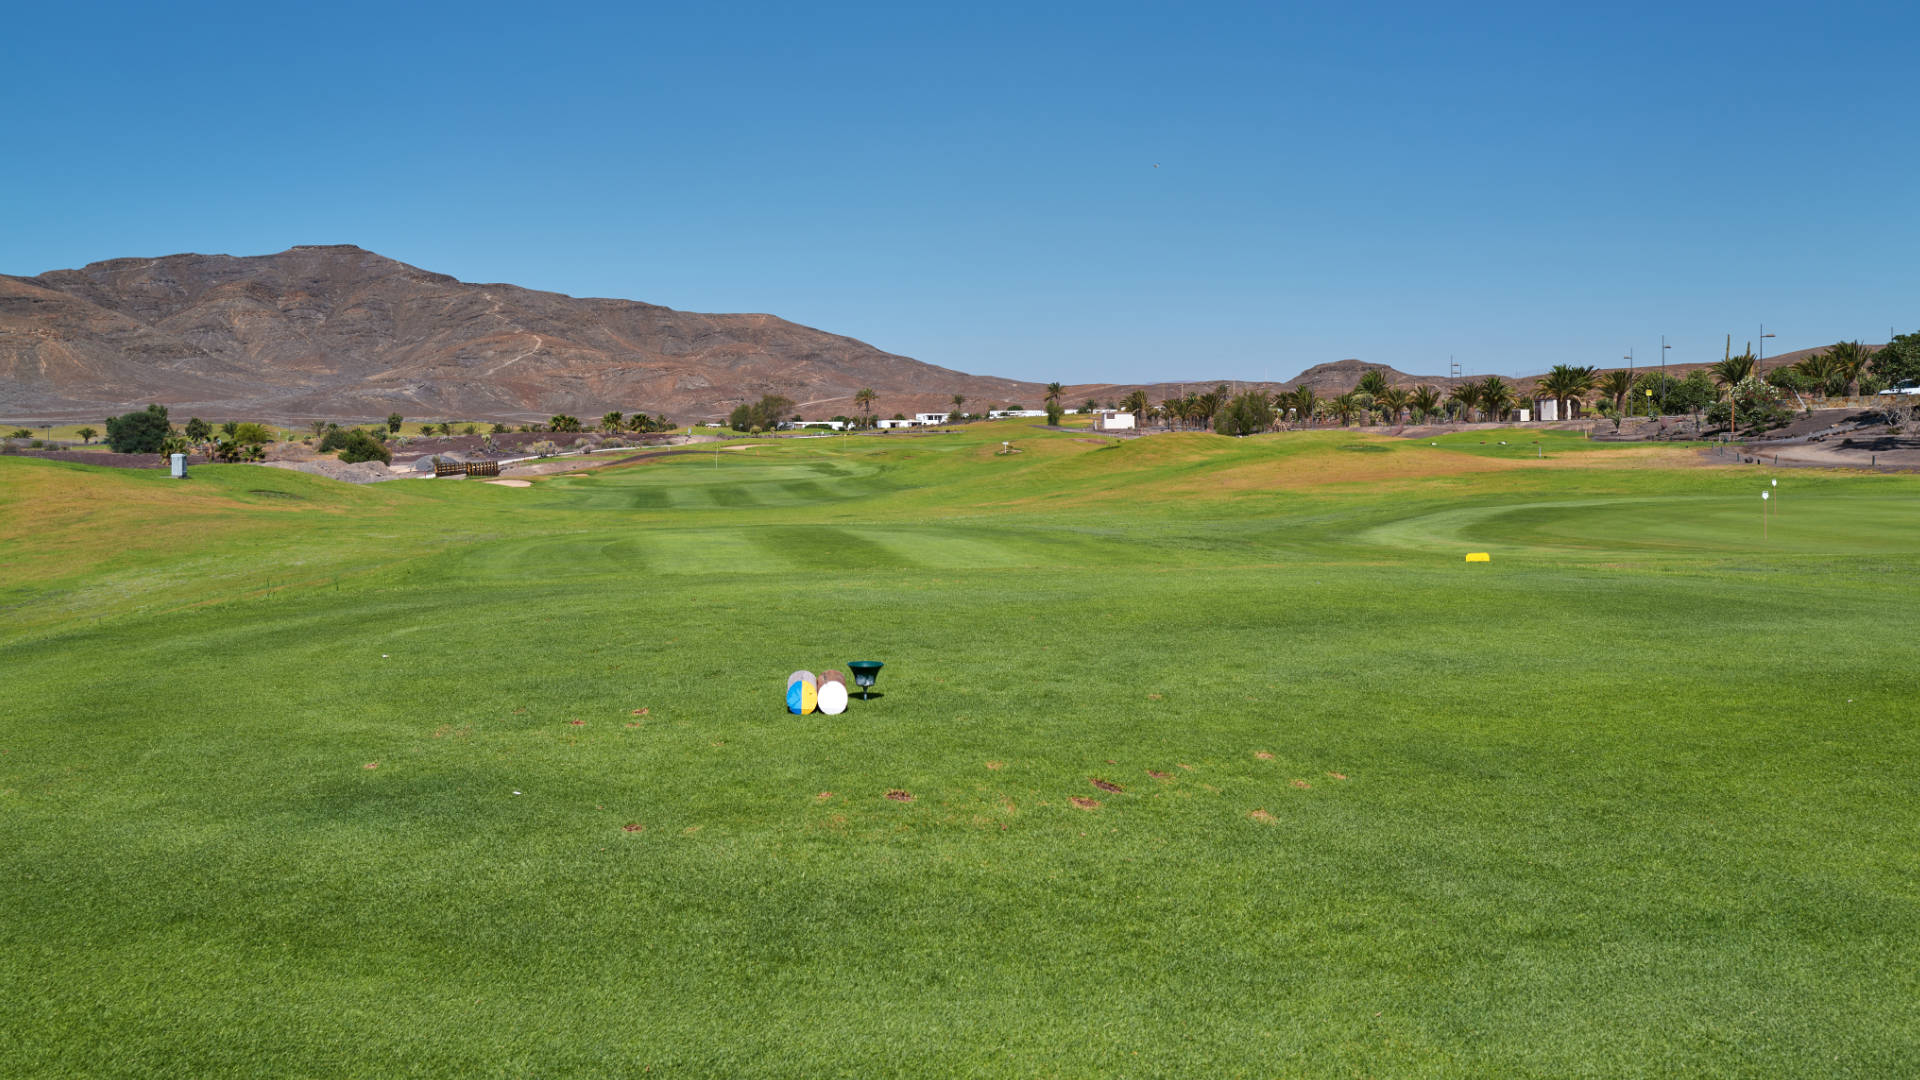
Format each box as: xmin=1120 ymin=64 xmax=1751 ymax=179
xmin=4 ymin=1 xmax=1913 ymax=382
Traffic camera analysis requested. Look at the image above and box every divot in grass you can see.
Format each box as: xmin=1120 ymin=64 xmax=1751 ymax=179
xmin=1070 ymin=797 xmax=1101 ymax=810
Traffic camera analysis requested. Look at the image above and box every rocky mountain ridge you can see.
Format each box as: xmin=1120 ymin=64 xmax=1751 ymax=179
xmin=1 ymin=245 xmax=1842 ymax=422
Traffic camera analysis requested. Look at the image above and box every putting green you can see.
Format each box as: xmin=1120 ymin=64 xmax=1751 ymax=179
xmin=2 ymin=425 xmax=1916 ymax=1077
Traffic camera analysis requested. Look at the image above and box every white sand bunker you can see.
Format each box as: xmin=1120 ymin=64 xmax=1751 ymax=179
xmin=486 ymin=479 xmax=532 ymax=487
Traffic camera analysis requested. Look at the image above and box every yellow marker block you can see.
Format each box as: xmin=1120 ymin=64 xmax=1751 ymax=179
xmin=800 ymin=680 xmax=818 ymax=714
xmin=1465 ymin=552 xmax=1491 ymax=563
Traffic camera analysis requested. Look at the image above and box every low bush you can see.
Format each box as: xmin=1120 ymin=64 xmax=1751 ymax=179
xmin=335 ymin=429 xmax=391 ymax=464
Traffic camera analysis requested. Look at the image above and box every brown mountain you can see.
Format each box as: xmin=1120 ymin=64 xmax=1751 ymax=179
xmin=0 ymin=245 xmax=1049 ymax=423
xmin=0 ymin=244 xmax=1854 ymax=424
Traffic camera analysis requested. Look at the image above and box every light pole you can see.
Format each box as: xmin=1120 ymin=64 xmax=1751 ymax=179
xmin=1759 ymin=325 xmax=1776 ymax=369
xmin=1661 ymin=336 xmax=1672 ymax=416
xmin=1624 ymin=350 xmax=1635 ymax=417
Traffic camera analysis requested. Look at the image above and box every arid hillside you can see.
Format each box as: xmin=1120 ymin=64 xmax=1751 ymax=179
xmin=0 ymin=245 xmax=1045 ymax=422
xmin=0 ymin=245 xmax=1861 ymax=423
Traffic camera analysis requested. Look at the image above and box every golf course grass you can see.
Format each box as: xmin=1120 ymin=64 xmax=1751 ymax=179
xmin=3 ymin=423 xmax=1916 ymax=1077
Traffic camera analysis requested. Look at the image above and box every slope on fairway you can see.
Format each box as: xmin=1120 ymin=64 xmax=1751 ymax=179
xmin=2 ymin=426 xmax=1917 ymax=1078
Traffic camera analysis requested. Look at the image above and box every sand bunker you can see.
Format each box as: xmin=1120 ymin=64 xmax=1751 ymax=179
xmin=486 ymin=479 xmax=532 ymax=487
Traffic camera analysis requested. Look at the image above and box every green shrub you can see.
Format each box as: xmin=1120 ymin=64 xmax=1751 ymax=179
xmin=1214 ymin=392 xmax=1275 ymax=436
xmin=335 ymin=430 xmax=391 ymax=464
xmin=105 ymin=405 xmax=172 ymax=453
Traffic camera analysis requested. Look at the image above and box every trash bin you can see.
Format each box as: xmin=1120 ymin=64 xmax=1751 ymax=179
xmin=170 ymin=453 xmax=187 ymax=478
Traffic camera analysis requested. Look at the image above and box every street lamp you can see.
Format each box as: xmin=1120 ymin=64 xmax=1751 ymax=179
xmin=1661 ymin=336 xmax=1672 ymax=415
xmin=1759 ymin=325 xmax=1776 ymax=369
xmin=1624 ymin=350 xmax=1635 ymax=416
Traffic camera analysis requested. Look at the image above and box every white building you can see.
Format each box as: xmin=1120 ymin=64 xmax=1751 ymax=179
xmin=1092 ymin=410 xmax=1137 ymax=432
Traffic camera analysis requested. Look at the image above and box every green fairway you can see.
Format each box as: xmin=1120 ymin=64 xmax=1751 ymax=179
xmin=3 ymin=425 xmax=1917 ymax=1077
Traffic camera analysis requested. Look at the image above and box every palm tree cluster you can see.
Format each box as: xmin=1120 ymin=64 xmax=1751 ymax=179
xmin=1444 ymin=376 xmax=1518 ymax=422
xmin=1786 ymin=341 xmax=1873 ymax=400
xmin=1156 ymin=385 xmax=1230 ymax=430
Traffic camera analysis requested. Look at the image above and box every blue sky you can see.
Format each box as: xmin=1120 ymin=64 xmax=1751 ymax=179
xmin=4 ymin=1 xmax=1913 ymax=382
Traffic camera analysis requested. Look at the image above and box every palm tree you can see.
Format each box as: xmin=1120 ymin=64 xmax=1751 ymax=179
xmin=1448 ymin=382 xmax=1481 ymax=422
xmin=1796 ymin=354 xmax=1840 ymax=400
xmin=77 ymin=426 xmax=98 ymax=444
xmin=1121 ymin=388 xmax=1149 ymax=419
xmin=1823 ymin=341 xmax=1873 ymax=399
xmin=1356 ymin=369 xmax=1391 ymax=398
xmin=1290 ymin=386 xmax=1319 ymax=426
xmin=1378 ymin=387 xmax=1411 ymax=425
xmin=950 ymin=394 xmax=966 ymax=422
xmin=1536 ymin=364 xmax=1597 ymax=420
xmin=1329 ymin=392 xmax=1361 ymax=426
xmin=1478 ymin=377 xmax=1515 ymax=422
xmin=853 ymin=388 xmax=876 ymax=429
xmin=1711 ymin=351 xmax=1757 ymax=388
xmin=1157 ymin=398 xmax=1182 ymax=430
xmin=1597 ymin=370 xmax=1634 ymax=415
xmin=1044 ymin=382 xmax=1064 ymax=409
xmin=1408 ymin=385 xmax=1441 ymax=423
xmin=1195 ymin=389 xmax=1225 ymax=427
xmin=602 ymin=411 xmax=624 ymax=433
xmin=1350 ymin=391 xmax=1376 ymax=425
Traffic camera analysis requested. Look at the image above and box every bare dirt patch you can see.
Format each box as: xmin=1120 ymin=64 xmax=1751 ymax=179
xmin=1070 ymin=796 xmax=1102 ymax=810
xmin=1148 ymin=770 xmax=1171 ymax=780
xmin=622 ymin=823 xmax=645 ymax=833
xmin=486 ymin=478 xmax=532 ymax=487
xmin=1248 ymin=809 xmax=1277 ymax=824
xmin=885 ymin=789 xmax=914 ymax=802
xmin=1254 ymin=751 xmax=1274 ymax=760
xmin=985 ymin=761 xmax=1005 ymax=770
xmin=1291 ymin=779 xmax=1312 ymax=789
xmin=1090 ymin=778 xmax=1124 ymax=793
